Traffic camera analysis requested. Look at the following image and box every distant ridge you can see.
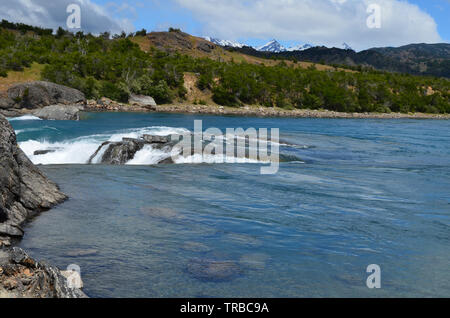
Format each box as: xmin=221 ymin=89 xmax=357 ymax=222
xmin=222 ymin=42 xmax=450 ymax=78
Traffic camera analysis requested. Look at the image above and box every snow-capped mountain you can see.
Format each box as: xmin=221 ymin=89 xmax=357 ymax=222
xmin=286 ymin=43 xmax=314 ymax=52
xmin=257 ymin=39 xmax=287 ymax=53
xmin=257 ymin=40 xmax=317 ymax=53
xmin=204 ymin=36 xmax=353 ymax=52
xmin=203 ymin=37 xmax=245 ymax=48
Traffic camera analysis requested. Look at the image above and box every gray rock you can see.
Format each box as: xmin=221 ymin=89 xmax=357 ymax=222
xmin=0 ymin=114 xmax=67 ymax=239
xmin=7 ymin=81 xmax=85 ymax=109
xmin=0 ymin=98 xmax=14 ymax=110
xmin=88 ymin=133 xmax=206 ymax=165
xmin=87 ymin=141 xmax=111 ymax=164
xmin=33 ymin=104 xmax=84 ymax=121
xmin=34 ymin=150 xmax=57 ymax=156
xmin=129 ymin=94 xmax=157 ymax=109
xmin=197 ymin=41 xmax=215 ymax=53
xmin=142 ymin=134 xmax=171 ymax=144
xmin=0 ymin=224 xmax=24 ymax=238
xmin=100 ymin=138 xmax=146 ymax=165
xmin=0 ymin=109 xmax=26 ymax=118
xmin=186 ymin=258 xmax=243 ymax=282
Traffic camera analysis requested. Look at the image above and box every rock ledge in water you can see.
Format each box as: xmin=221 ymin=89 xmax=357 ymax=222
xmin=33 ymin=104 xmax=84 ymax=121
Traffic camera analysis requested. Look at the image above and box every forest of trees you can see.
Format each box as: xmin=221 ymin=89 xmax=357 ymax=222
xmin=0 ymin=22 xmax=449 ymax=114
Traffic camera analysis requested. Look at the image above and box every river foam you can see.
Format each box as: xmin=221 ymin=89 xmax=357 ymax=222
xmin=17 ymin=125 xmax=280 ymax=166
xmin=7 ymin=115 xmax=43 ymax=121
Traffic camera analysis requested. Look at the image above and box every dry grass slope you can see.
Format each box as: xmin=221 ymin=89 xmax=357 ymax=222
xmin=131 ymin=31 xmax=355 ymax=73
xmin=0 ymin=63 xmax=44 ymax=94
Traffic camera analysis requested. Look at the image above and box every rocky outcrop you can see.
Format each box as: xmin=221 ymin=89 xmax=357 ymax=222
xmin=0 ymin=114 xmax=86 ymax=298
xmin=32 ymin=104 xmax=84 ymax=121
xmin=0 ymin=248 xmax=87 ymax=298
xmin=146 ymin=31 xmax=218 ymax=54
xmin=0 ymin=114 xmax=67 ymax=246
xmin=0 ymin=98 xmax=14 ymax=110
xmin=88 ymin=135 xmax=181 ymax=165
xmin=7 ymin=81 xmax=85 ymax=110
xmin=99 ymin=138 xmax=146 ymax=165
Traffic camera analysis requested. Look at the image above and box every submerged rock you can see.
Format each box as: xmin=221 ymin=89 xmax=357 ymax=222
xmin=141 ymin=207 xmax=184 ymax=221
xmin=186 ymin=258 xmax=243 ymax=282
xmin=33 ymin=104 xmax=84 ymax=121
xmin=224 ymin=233 xmax=262 ymax=247
xmin=182 ymin=242 xmax=212 ymax=253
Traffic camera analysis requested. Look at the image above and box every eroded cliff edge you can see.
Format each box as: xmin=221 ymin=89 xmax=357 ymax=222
xmin=0 ymin=114 xmax=86 ymax=298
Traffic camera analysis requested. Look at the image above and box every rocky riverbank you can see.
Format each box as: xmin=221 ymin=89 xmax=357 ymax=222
xmin=1 ymin=81 xmax=448 ymax=120
xmin=152 ymin=104 xmax=450 ymax=120
xmin=85 ymin=101 xmax=450 ymax=120
xmin=0 ymin=81 xmax=86 ymax=119
xmin=0 ymin=114 xmax=86 ymax=298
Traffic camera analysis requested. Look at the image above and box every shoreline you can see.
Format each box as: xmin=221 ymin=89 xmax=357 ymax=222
xmin=86 ymin=103 xmax=450 ymax=120
xmin=2 ymin=102 xmax=449 ymax=120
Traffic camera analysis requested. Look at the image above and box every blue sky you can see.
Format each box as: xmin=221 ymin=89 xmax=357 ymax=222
xmin=408 ymin=0 xmax=449 ymax=41
xmin=0 ymin=0 xmax=448 ymax=50
xmin=91 ymin=0 xmax=449 ymax=50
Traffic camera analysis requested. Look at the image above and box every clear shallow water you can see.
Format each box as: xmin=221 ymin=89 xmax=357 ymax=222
xmin=9 ymin=112 xmax=450 ymax=298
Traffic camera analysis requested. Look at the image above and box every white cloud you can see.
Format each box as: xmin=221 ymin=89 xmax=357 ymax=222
xmin=0 ymin=0 xmax=134 ymax=34
xmin=175 ymin=0 xmax=443 ymax=50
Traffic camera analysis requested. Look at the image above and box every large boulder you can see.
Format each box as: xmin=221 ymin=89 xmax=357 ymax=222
xmin=0 ymin=114 xmax=67 ymax=247
xmin=129 ymin=94 xmax=157 ymax=110
xmin=33 ymin=104 xmax=84 ymax=121
xmin=7 ymin=81 xmax=85 ymax=109
xmin=0 ymin=98 xmax=14 ymax=110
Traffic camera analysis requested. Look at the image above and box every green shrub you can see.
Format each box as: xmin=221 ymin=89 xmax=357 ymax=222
xmin=100 ymin=82 xmax=129 ymax=103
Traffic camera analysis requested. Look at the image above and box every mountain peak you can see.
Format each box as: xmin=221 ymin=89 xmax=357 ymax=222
xmin=257 ymin=39 xmax=286 ymax=53
xmin=203 ymin=36 xmax=245 ymax=48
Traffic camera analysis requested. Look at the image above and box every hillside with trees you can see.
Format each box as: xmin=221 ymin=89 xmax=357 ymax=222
xmin=0 ymin=21 xmax=448 ymax=114
xmin=227 ymin=43 xmax=450 ymax=78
